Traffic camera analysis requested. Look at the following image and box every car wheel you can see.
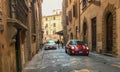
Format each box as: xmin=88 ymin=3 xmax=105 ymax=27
xmin=65 ymin=49 xmax=67 ymax=53
xmin=85 ymin=53 xmax=89 ymax=56
xmin=68 ymin=51 xmax=72 ymax=55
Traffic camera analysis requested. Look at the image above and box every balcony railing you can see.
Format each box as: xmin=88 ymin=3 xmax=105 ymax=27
xmin=9 ymin=0 xmax=28 ymax=26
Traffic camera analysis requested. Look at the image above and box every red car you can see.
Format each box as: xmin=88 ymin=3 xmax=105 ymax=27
xmin=65 ymin=40 xmax=89 ymax=56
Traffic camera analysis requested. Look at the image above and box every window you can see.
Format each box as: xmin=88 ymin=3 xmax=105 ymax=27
xmin=53 ymin=17 xmax=55 ymax=20
xmin=53 ymin=31 xmax=54 ymax=34
xmin=46 ymin=31 xmax=48 ymax=35
xmin=73 ymin=4 xmax=77 ymax=17
xmin=69 ymin=0 xmax=71 ymax=3
xmin=68 ymin=11 xmax=72 ymax=22
xmin=66 ymin=0 xmax=68 ymax=7
xmin=53 ymin=30 xmax=56 ymax=34
xmin=0 ymin=11 xmax=2 ymax=21
xmin=82 ymin=0 xmax=87 ymax=8
xmin=53 ymin=23 xmax=56 ymax=27
xmin=46 ymin=18 xmax=48 ymax=21
xmin=45 ymin=24 xmax=48 ymax=28
xmin=66 ymin=16 xmax=68 ymax=25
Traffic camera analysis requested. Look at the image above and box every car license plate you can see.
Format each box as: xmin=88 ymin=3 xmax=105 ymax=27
xmin=79 ymin=51 xmax=82 ymax=53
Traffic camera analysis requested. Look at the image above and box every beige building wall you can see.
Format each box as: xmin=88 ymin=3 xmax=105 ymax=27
xmin=42 ymin=13 xmax=63 ymax=42
xmin=0 ymin=0 xmax=17 ymax=72
xmin=79 ymin=0 xmax=120 ymax=57
xmin=62 ymin=0 xmax=68 ymax=44
xmin=66 ymin=0 xmax=79 ymax=40
xmin=65 ymin=0 xmax=120 ymax=57
xmin=79 ymin=0 xmax=102 ymax=52
xmin=0 ymin=0 xmax=43 ymax=72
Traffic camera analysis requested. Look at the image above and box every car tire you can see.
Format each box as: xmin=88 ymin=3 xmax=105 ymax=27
xmin=68 ymin=51 xmax=72 ymax=55
xmin=65 ymin=49 xmax=67 ymax=53
xmin=85 ymin=53 xmax=89 ymax=56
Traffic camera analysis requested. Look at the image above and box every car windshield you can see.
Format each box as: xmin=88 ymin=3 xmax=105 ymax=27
xmin=70 ymin=40 xmax=86 ymax=45
xmin=48 ymin=40 xmax=55 ymax=45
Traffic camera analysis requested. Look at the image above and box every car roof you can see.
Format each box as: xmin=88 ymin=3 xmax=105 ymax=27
xmin=68 ymin=39 xmax=82 ymax=41
xmin=68 ymin=39 xmax=87 ymax=43
xmin=48 ymin=40 xmax=55 ymax=42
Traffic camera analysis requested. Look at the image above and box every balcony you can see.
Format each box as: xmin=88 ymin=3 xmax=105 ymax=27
xmin=8 ymin=0 xmax=28 ymax=30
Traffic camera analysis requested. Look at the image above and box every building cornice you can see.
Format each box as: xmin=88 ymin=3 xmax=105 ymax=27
xmin=7 ymin=18 xmax=28 ymax=30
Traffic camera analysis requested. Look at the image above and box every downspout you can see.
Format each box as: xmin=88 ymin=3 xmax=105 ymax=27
xmin=78 ymin=0 xmax=80 ymax=39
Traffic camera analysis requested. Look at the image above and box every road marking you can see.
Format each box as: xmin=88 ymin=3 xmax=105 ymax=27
xmin=74 ymin=69 xmax=90 ymax=72
xmin=111 ymin=64 xmax=120 ymax=68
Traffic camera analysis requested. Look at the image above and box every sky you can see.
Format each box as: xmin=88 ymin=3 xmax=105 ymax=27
xmin=42 ymin=0 xmax=62 ymax=16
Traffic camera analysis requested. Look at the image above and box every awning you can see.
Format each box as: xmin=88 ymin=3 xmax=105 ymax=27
xmin=55 ymin=30 xmax=63 ymax=36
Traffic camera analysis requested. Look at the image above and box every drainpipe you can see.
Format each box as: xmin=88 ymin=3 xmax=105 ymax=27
xmin=78 ymin=0 xmax=80 ymax=39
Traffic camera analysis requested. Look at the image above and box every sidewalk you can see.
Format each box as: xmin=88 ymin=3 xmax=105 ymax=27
xmin=90 ymin=52 xmax=120 ymax=66
xmin=23 ymin=50 xmax=44 ymax=72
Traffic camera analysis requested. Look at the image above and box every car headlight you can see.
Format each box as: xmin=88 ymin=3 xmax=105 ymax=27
xmin=82 ymin=46 xmax=89 ymax=50
xmin=86 ymin=47 xmax=89 ymax=50
xmin=71 ymin=46 xmax=75 ymax=49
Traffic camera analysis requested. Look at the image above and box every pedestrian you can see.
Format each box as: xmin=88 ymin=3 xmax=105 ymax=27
xmin=57 ymin=39 xmax=60 ymax=48
xmin=61 ymin=40 xmax=64 ymax=48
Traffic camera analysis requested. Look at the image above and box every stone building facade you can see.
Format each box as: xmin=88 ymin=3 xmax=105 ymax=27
xmin=64 ymin=0 xmax=120 ymax=57
xmin=0 ymin=0 xmax=42 ymax=72
xmin=42 ymin=11 xmax=63 ymax=42
xmin=65 ymin=0 xmax=79 ymax=40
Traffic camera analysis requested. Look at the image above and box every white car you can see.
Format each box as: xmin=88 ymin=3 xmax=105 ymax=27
xmin=44 ymin=40 xmax=57 ymax=50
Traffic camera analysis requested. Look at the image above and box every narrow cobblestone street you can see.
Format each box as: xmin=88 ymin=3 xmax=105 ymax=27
xmin=23 ymin=47 xmax=120 ymax=72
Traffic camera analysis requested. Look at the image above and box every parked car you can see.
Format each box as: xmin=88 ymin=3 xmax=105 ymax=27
xmin=44 ymin=40 xmax=57 ymax=50
xmin=65 ymin=39 xmax=89 ymax=56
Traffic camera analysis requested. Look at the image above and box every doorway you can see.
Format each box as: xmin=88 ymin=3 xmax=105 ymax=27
xmin=91 ymin=17 xmax=96 ymax=51
xmin=106 ymin=13 xmax=113 ymax=53
xmin=83 ymin=22 xmax=87 ymax=42
xmin=15 ymin=29 xmax=22 ymax=72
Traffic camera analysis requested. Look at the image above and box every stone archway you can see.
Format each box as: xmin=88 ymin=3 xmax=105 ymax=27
xmin=106 ymin=12 xmax=113 ymax=53
xmin=102 ymin=4 xmax=117 ymax=56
